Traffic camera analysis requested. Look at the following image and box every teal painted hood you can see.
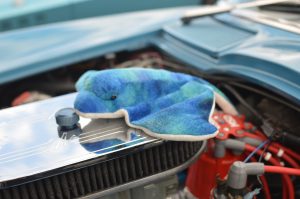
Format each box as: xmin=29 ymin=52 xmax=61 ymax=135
xmin=0 ymin=6 xmax=299 ymax=103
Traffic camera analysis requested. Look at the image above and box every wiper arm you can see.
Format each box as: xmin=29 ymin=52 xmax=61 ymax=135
xmin=181 ymin=0 xmax=291 ymax=24
xmin=261 ymin=2 xmax=300 ymax=13
xmin=231 ymin=8 xmax=300 ymax=34
xmin=259 ymin=14 xmax=300 ymax=28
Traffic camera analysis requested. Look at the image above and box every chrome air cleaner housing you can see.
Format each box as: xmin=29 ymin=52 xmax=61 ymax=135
xmin=0 ymin=93 xmax=205 ymax=199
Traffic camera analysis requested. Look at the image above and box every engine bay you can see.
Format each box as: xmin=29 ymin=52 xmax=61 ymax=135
xmin=1 ymin=48 xmax=299 ymax=136
xmin=0 ymin=48 xmax=299 ymax=199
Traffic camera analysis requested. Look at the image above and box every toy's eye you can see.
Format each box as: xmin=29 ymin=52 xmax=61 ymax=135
xmin=111 ymin=95 xmax=117 ymax=100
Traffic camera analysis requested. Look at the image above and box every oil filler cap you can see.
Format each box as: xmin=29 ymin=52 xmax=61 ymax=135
xmin=55 ymin=108 xmax=81 ymax=139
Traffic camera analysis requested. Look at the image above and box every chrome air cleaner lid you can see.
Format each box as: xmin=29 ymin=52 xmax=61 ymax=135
xmin=0 ymin=93 xmax=157 ymax=188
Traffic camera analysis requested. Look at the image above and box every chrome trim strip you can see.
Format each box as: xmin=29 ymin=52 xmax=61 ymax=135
xmin=181 ymin=0 xmax=290 ymax=22
xmin=232 ymin=9 xmax=300 ymax=35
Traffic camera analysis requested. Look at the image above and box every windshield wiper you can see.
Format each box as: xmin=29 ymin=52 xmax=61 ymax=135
xmin=259 ymin=14 xmax=300 ymax=28
xmin=181 ymin=0 xmax=291 ymax=24
xmin=231 ymin=9 xmax=300 ymax=34
xmin=260 ymin=2 xmax=300 ymax=13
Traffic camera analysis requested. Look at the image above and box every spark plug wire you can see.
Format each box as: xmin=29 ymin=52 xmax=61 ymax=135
xmin=245 ymin=144 xmax=294 ymax=199
xmin=264 ymin=166 xmax=300 ymax=176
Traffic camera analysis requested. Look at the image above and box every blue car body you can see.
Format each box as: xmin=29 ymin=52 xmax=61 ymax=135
xmin=0 ymin=6 xmax=299 ymax=104
xmin=0 ymin=0 xmax=200 ymax=32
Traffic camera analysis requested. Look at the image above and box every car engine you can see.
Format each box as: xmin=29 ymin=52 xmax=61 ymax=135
xmin=0 ymin=48 xmax=299 ymax=199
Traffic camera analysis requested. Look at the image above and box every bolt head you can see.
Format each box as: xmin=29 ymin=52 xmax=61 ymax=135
xmin=55 ymin=108 xmax=79 ymax=127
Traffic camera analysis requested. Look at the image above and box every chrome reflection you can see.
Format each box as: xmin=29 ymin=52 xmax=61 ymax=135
xmin=0 ymin=93 xmax=156 ymax=184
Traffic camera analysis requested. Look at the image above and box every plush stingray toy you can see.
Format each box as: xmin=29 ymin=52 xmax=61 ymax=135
xmin=74 ymin=68 xmax=237 ymax=141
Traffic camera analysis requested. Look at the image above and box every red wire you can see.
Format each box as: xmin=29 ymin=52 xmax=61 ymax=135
xmin=267 ymin=146 xmax=300 ymax=168
xmin=280 ymin=176 xmax=293 ymax=199
xmin=244 ymin=144 xmax=294 ymax=199
xmin=231 ymin=127 xmax=298 ymax=198
xmin=269 ymin=144 xmax=297 ymax=199
xmin=264 ymin=166 xmax=300 ymax=175
xmin=246 ymin=130 xmax=300 ymax=165
xmin=243 ymin=138 xmax=299 ymax=168
xmin=252 ymin=130 xmax=300 ymax=162
xmin=259 ymin=175 xmax=272 ymax=199
xmin=244 ymin=136 xmax=299 ymax=168
xmin=282 ymin=182 xmax=287 ymax=199
xmin=272 ymin=143 xmax=300 ymax=162
xmin=250 ymin=157 xmax=271 ymax=199
xmin=239 ymin=128 xmax=298 ymax=198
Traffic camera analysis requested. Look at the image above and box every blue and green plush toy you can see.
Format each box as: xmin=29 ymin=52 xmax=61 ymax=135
xmin=74 ymin=68 xmax=237 ymax=141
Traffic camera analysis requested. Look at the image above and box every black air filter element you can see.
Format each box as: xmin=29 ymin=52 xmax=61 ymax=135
xmin=0 ymin=141 xmax=202 ymax=199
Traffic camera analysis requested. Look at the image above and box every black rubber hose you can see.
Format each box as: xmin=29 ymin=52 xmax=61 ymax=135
xmin=282 ymin=132 xmax=300 ymax=145
xmin=221 ymin=84 xmax=264 ymax=121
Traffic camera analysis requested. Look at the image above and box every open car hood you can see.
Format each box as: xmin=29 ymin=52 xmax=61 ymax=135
xmin=0 ymin=6 xmax=299 ymax=103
